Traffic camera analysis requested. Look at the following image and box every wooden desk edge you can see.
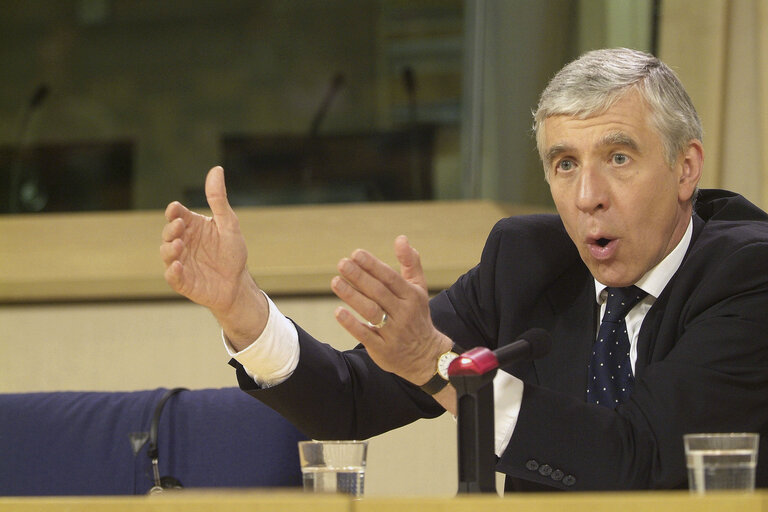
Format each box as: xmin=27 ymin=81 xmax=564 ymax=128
xmin=1 ymin=490 xmax=766 ymax=512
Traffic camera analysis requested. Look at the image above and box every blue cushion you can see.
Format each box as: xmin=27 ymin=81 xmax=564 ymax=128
xmin=0 ymin=388 xmax=306 ymax=496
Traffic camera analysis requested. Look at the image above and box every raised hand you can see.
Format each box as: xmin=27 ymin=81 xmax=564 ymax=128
xmin=160 ymin=166 xmax=267 ymax=347
xmin=330 ymin=235 xmax=454 ymax=387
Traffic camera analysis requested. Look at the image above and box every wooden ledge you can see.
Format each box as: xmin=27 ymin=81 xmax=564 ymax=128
xmin=0 ymin=200 xmax=548 ymax=303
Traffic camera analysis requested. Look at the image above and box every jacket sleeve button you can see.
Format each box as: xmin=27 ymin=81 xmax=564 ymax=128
xmin=562 ymin=475 xmax=576 ymax=486
xmin=538 ymin=464 xmax=553 ymax=476
xmin=525 ymin=459 xmax=539 ymax=471
xmin=550 ymin=469 xmax=564 ymax=481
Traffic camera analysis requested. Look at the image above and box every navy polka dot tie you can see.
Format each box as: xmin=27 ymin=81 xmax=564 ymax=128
xmin=587 ymin=286 xmax=648 ymax=408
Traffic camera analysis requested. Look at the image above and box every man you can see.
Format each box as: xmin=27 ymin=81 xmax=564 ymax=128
xmin=161 ymin=48 xmax=768 ymax=491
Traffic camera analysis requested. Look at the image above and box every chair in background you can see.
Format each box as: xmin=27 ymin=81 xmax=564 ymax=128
xmin=0 ymin=387 xmax=307 ymax=495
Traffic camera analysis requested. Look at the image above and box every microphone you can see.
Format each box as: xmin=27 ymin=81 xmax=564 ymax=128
xmin=401 ymin=66 xmax=422 ymax=199
xmin=402 ymin=66 xmax=416 ymax=96
xmin=29 ymin=84 xmax=50 ymax=110
xmin=147 ymin=387 xmax=187 ymax=494
xmin=8 ymin=83 xmax=50 ymax=213
xmin=448 ymin=328 xmax=552 ymax=494
xmin=302 ymin=73 xmax=344 ymax=187
xmin=402 ymin=66 xmax=416 ymax=124
xmin=309 ymin=72 xmax=345 ymax=137
xmin=448 ymin=328 xmax=552 ymax=377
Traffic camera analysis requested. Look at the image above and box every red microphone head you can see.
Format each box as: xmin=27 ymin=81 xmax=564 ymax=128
xmin=447 ymin=347 xmax=499 ymax=377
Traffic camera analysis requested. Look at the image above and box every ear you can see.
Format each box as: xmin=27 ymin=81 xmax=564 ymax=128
xmin=677 ymin=139 xmax=703 ymax=203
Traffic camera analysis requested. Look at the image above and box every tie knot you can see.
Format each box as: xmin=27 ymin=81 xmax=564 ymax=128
xmin=602 ymin=286 xmax=647 ymax=323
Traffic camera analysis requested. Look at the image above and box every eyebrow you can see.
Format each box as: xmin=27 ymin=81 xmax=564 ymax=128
xmin=544 ymin=143 xmax=573 ymax=167
xmin=599 ymin=131 xmax=640 ymax=152
xmin=544 ymin=131 xmax=641 ymax=166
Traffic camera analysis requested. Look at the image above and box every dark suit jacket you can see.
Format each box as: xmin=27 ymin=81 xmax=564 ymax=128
xmin=235 ymin=189 xmax=768 ymax=491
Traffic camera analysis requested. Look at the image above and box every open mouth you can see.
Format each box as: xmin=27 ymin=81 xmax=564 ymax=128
xmin=587 ymin=236 xmax=617 ymax=260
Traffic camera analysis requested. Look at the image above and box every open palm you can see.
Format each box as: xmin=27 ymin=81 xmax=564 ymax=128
xmin=161 ymin=166 xmax=249 ymax=313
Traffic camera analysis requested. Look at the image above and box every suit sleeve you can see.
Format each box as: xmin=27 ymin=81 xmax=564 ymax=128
xmin=230 ymin=216 xmax=550 ymax=440
xmin=232 ymin=322 xmax=445 ymax=440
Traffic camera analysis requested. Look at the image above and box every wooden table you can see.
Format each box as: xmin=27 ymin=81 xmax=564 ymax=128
xmin=1 ymin=490 xmax=766 ymax=512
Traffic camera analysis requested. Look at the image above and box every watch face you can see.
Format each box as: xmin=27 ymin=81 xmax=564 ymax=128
xmin=437 ymin=351 xmax=459 ymax=380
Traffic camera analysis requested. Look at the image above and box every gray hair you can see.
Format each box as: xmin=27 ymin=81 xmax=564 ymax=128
xmin=534 ymin=48 xmax=702 ymax=178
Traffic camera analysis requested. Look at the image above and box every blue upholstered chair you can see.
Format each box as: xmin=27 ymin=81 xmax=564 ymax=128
xmin=0 ymin=387 xmax=306 ymax=495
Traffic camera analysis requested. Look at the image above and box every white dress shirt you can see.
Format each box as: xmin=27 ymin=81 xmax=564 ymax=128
xmin=225 ymin=218 xmax=694 ymax=457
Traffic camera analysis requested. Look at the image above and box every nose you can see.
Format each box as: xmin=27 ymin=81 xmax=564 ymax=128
xmin=575 ymin=165 xmax=609 ymax=213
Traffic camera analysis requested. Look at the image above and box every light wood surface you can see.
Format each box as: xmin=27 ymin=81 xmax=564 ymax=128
xmin=0 ymin=200 xmax=545 ymax=303
xmin=0 ymin=491 xmax=348 ymax=512
xmin=357 ymin=491 xmax=768 ymax=512
xmin=0 ymin=490 xmax=766 ymax=512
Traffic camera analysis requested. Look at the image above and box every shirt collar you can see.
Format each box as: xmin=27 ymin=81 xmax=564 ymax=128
xmin=594 ymin=217 xmax=693 ymax=304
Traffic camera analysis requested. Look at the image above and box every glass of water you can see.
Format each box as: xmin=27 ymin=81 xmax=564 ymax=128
xmin=684 ymin=433 xmax=759 ymax=493
xmin=298 ymin=440 xmax=367 ymax=498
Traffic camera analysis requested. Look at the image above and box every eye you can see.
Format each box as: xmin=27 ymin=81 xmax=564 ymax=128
xmin=556 ymin=159 xmax=575 ymax=172
xmin=612 ymin=153 xmax=629 ymax=165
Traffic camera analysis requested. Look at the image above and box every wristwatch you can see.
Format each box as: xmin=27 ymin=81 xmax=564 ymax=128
xmin=420 ymin=344 xmax=460 ymax=395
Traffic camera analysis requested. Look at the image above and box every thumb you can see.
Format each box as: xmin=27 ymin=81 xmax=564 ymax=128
xmin=205 ymin=166 xmax=237 ymax=227
xmin=395 ymin=235 xmax=427 ymax=290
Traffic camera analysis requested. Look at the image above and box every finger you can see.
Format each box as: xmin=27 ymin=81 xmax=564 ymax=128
xmin=334 ymin=306 xmax=385 ymax=349
xmin=163 ymin=260 xmax=185 ymax=291
xmin=164 ymin=200 xmax=192 ymax=223
xmin=205 ymin=166 xmax=238 ymax=230
xmin=331 ymin=275 xmax=386 ymax=325
xmin=394 ymin=235 xmax=427 ymax=290
xmin=160 ymin=238 xmax=184 ymax=266
xmin=337 ymin=256 xmax=401 ymax=315
xmin=161 ymin=217 xmax=185 ymax=243
xmin=350 ymin=249 xmax=412 ymax=299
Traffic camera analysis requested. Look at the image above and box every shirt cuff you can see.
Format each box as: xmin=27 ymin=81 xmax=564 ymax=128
xmin=493 ymin=370 xmax=524 ymax=456
xmin=221 ymin=292 xmax=300 ymax=388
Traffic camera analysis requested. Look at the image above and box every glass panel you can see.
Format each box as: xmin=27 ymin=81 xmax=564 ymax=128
xmin=0 ymin=0 xmax=463 ymax=213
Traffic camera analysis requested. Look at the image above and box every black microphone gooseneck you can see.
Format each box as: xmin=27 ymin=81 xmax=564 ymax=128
xmin=401 ymin=66 xmax=424 ymax=199
xmin=8 ymin=84 xmax=49 ymax=213
xmin=301 ymin=72 xmax=344 ymax=187
xmin=309 ymin=72 xmax=345 ymax=138
xmin=402 ymin=66 xmax=417 ymax=126
xmin=147 ymin=387 xmax=187 ymax=494
xmin=448 ymin=328 xmax=552 ymax=494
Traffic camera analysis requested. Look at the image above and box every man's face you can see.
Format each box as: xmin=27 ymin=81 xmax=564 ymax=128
xmin=543 ymin=91 xmax=700 ymax=286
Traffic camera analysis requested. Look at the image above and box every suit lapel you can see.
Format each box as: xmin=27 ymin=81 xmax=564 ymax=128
xmin=635 ymin=214 xmax=704 ymax=375
xmin=531 ymin=264 xmax=597 ymax=399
